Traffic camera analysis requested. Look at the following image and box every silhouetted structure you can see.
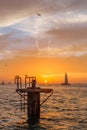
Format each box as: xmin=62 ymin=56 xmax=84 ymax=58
xmin=8 ymin=82 xmax=11 ymax=84
xmin=61 ymin=73 xmax=70 ymax=85
xmin=14 ymin=75 xmax=53 ymax=124
xmin=37 ymin=13 xmax=41 ymax=16
xmin=0 ymin=80 xmax=5 ymax=85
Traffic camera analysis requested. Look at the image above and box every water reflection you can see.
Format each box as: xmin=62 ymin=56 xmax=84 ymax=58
xmin=0 ymin=84 xmax=87 ymax=130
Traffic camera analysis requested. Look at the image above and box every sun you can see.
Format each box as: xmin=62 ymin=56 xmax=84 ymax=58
xmin=44 ymin=80 xmax=48 ymax=83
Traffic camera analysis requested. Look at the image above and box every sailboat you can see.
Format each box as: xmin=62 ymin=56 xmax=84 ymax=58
xmin=61 ymin=73 xmax=70 ymax=85
xmin=0 ymin=80 xmax=5 ymax=85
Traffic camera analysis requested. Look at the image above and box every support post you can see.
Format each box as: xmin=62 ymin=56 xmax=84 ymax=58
xmin=27 ymin=91 xmax=40 ymax=124
xmin=27 ymin=79 xmax=40 ymax=124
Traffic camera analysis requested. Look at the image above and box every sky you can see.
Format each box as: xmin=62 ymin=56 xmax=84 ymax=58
xmin=0 ymin=0 xmax=87 ymax=83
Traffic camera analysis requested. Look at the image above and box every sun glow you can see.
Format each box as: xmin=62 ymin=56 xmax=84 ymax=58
xmin=44 ymin=80 xmax=48 ymax=83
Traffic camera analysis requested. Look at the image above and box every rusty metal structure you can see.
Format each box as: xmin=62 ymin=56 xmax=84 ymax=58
xmin=14 ymin=75 xmax=53 ymax=124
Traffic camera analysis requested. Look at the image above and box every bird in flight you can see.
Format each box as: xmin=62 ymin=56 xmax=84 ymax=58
xmin=37 ymin=13 xmax=41 ymax=16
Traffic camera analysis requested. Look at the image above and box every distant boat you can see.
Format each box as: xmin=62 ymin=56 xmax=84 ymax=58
xmin=0 ymin=81 xmax=5 ymax=85
xmin=8 ymin=82 xmax=11 ymax=84
xmin=61 ymin=73 xmax=70 ymax=85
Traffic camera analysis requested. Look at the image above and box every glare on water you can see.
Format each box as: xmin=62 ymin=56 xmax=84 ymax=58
xmin=0 ymin=84 xmax=87 ymax=130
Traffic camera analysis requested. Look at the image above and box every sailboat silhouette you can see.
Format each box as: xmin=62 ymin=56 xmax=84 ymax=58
xmin=61 ymin=73 xmax=70 ymax=85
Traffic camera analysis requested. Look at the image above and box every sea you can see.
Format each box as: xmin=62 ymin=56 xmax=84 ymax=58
xmin=0 ymin=84 xmax=87 ymax=130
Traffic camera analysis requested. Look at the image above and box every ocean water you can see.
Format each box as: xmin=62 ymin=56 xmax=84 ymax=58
xmin=0 ymin=84 xmax=87 ymax=130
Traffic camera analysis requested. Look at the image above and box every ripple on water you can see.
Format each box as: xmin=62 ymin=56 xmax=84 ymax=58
xmin=0 ymin=84 xmax=87 ymax=130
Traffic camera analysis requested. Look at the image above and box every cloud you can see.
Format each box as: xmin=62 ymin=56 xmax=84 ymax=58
xmin=47 ymin=24 xmax=87 ymax=43
xmin=0 ymin=0 xmax=87 ymax=59
xmin=0 ymin=0 xmax=87 ymax=27
xmin=0 ymin=0 xmax=43 ymax=27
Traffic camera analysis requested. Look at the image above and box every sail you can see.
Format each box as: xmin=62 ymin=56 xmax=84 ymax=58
xmin=65 ymin=73 xmax=68 ymax=85
xmin=61 ymin=73 xmax=70 ymax=85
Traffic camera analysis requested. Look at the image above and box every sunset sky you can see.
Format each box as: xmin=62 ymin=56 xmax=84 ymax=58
xmin=0 ymin=0 xmax=87 ymax=83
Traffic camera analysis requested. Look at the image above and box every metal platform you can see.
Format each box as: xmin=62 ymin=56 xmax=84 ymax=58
xmin=15 ymin=75 xmax=53 ymax=124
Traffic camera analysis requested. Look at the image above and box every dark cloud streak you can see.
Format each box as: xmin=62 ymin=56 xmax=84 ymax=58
xmin=47 ymin=22 xmax=87 ymax=44
xmin=1 ymin=0 xmax=87 ymax=24
xmin=0 ymin=0 xmax=87 ymax=58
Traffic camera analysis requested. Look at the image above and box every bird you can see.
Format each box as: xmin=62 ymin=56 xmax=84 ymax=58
xmin=37 ymin=13 xmax=41 ymax=16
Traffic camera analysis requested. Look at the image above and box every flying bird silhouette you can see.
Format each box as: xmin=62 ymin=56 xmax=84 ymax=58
xmin=37 ymin=13 xmax=41 ymax=16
